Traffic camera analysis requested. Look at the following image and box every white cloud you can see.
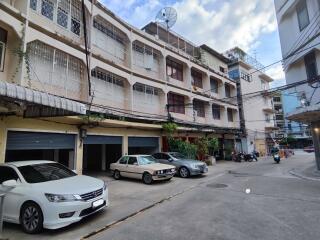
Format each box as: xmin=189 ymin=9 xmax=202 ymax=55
xmin=100 ymin=0 xmax=277 ymax=53
xmin=266 ymin=64 xmax=286 ymax=88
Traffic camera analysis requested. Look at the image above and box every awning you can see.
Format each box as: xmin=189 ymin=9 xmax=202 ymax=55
xmin=0 ymin=81 xmax=86 ymax=117
xmin=287 ymin=105 xmax=320 ymax=124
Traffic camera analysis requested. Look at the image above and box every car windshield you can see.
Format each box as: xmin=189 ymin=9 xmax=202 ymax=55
xmin=170 ymin=152 xmax=186 ymax=159
xmin=138 ymin=156 xmax=157 ymax=165
xmin=18 ymin=163 xmax=77 ymax=183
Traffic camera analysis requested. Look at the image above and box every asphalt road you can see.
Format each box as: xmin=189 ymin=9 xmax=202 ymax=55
xmin=90 ymin=152 xmax=320 ymax=240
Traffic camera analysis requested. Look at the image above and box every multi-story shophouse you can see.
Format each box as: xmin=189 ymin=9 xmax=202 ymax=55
xmin=273 ymin=92 xmax=286 ymax=140
xmin=0 ymin=0 xmax=239 ymax=174
xmin=227 ymin=47 xmax=276 ymax=156
xmin=274 ymin=0 xmax=320 ymax=169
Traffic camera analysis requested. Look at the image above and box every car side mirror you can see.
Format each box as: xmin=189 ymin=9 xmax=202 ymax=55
xmin=2 ymin=179 xmax=18 ymax=188
xmin=168 ymin=158 xmax=174 ymax=162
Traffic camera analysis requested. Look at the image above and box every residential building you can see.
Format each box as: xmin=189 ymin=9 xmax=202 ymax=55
xmin=272 ymin=92 xmax=286 ymax=140
xmin=274 ymin=0 xmax=320 ymax=169
xmin=0 ymin=0 xmax=240 ymax=173
xmin=226 ymin=47 xmax=276 ymax=156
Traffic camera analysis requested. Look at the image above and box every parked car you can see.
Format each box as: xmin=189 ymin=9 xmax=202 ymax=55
xmin=0 ymin=161 xmax=108 ymax=234
xmin=152 ymin=152 xmax=208 ymax=178
xmin=110 ymin=155 xmax=176 ymax=184
xmin=304 ymin=146 xmax=315 ymax=153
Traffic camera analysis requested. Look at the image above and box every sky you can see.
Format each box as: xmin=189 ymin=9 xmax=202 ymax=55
xmin=99 ymin=0 xmax=286 ymax=87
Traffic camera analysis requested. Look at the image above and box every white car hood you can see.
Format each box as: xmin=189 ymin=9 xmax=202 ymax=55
xmin=31 ymin=175 xmax=104 ymax=195
xmin=143 ymin=163 xmax=175 ymax=171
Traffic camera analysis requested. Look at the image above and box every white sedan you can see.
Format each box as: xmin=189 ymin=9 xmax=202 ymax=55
xmin=0 ymin=160 xmax=108 ymax=233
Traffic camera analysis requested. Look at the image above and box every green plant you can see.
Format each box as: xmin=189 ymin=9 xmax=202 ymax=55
xmin=162 ymin=122 xmax=178 ymax=137
xmin=195 ymin=137 xmax=209 ymax=160
xmin=168 ymin=138 xmax=197 ymax=159
xmin=208 ymin=138 xmax=219 ymax=156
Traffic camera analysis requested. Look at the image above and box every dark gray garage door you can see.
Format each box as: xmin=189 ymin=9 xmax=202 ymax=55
xmin=83 ymin=135 xmax=122 ymax=145
xmin=128 ymin=137 xmax=159 ymax=148
xmin=6 ymin=131 xmax=75 ymax=150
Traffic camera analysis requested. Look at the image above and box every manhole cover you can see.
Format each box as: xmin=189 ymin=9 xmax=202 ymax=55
xmin=207 ymin=183 xmax=228 ymax=188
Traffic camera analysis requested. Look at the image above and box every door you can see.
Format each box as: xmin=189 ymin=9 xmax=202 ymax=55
xmin=0 ymin=166 xmax=23 ymax=223
xmin=126 ymin=157 xmax=141 ymax=179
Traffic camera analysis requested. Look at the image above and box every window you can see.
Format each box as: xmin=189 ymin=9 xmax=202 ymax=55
xmin=193 ymin=100 xmax=205 ymax=118
xmin=166 ymin=58 xmax=183 ymax=81
xmin=228 ymin=69 xmax=240 ymax=80
xmin=210 ymin=78 xmax=219 ymax=94
xmin=57 ymin=0 xmax=70 ymax=29
xmin=0 ymin=167 xmax=19 ymax=184
xmin=168 ymin=93 xmax=185 ymax=114
xmin=241 ymin=71 xmax=251 ymax=82
xmin=227 ymin=109 xmax=234 ymax=122
xmin=127 ymin=157 xmax=138 ymax=165
xmin=0 ymin=27 xmax=7 ymax=71
xmin=212 ymin=104 xmax=221 ymax=120
xmin=191 ymin=69 xmax=203 ymax=88
xmin=265 ymin=114 xmax=270 ymax=122
xmin=304 ymin=51 xmax=318 ymax=80
xmin=119 ymin=156 xmax=128 ymax=164
xmin=91 ymin=69 xmax=124 ymax=87
xmin=297 ymin=0 xmax=309 ymax=31
xmin=71 ymin=0 xmax=81 ymax=35
xmin=219 ymin=66 xmax=225 ymax=73
xmin=93 ymin=20 xmax=125 ymax=45
xmin=30 ymin=0 xmax=37 ymax=11
xmin=225 ymin=84 xmax=231 ymax=98
xmin=41 ymin=0 xmax=54 ymax=20
xmin=133 ymin=83 xmax=159 ymax=96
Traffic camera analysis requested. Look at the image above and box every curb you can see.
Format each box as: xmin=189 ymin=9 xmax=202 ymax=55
xmin=289 ymin=169 xmax=320 ymax=182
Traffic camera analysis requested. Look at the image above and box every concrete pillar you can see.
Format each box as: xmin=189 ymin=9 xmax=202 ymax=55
xmin=184 ymin=65 xmax=192 ymax=90
xmin=125 ymin=80 xmax=134 ymax=113
xmin=221 ymin=82 xmax=226 ymax=99
xmin=311 ymin=122 xmax=320 ymax=170
xmin=122 ymin=134 xmax=129 ymax=155
xmin=0 ymin=120 xmax=6 ymax=164
xmin=186 ymin=97 xmax=194 ymax=120
xmin=160 ymin=91 xmax=168 ymax=116
xmin=206 ymin=103 xmax=212 ymax=124
xmin=203 ymin=72 xmax=211 ymax=93
xmin=221 ymin=106 xmax=227 ymax=126
xmin=75 ymin=134 xmax=84 ymax=174
xmin=101 ymin=144 xmax=106 ymax=171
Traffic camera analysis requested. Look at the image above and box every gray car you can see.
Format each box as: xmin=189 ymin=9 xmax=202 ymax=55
xmin=152 ymin=152 xmax=208 ymax=178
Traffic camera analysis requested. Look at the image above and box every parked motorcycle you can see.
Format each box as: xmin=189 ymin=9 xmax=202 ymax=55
xmin=244 ymin=152 xmax=258 ymax=162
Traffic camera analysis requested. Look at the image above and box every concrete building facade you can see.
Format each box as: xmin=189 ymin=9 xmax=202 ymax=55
xmin=227 ymin=48 xmax=276 ymax=156
xmin=274 ymin=0 xmax=320 ymax=169
xmin=0 ymin=0 xmax=240 ymax=173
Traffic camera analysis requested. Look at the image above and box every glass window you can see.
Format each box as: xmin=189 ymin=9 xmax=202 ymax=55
xmin=119 ymin=156 xmax=128 ymax=164
xmin=193 ymin=100 xmax=205 ymax=118
xmin=304 ymin=51 xmax=318 ymax=80
xmin=241 ymin=71 xmax=251 ymax=82
xmin=57 ymin=0 xmax=70 ymax=29
xmin=0 ymin=167 xmax=19 ymax=184
xmin=297 ymin=0 xmax=309 ymax=31
xmin=41 ymin=0 xmax=54 ymax=20
xmin=227 ymin=109 xmax=234 ymax=122
xmin=138 ymin=156 xmax=157 ymax=165
xmin=127 ymin=157 xmax=137 ymax=165
xmin=71 ymin=0 xmax=81 ymax=36
xmin=228 ymin=69 xmax=240 ymax=80
xmin=219 ymin=66 xmax=225 ymax=73
xmin=0 ymin=27 xmax=7 ymax=72
xmin=225 ymin=84 xmax=231 ymax=98
xmin=168 ymin=93 xmax=185 ymax=114
xmin=170 ymin=152 xmax=186 ymax=159
xmin=30 ymin=0 xmax=37 ymax=11
xmin=212 ymin=104 xmax=221 ymax=120
xmin=166 ymin=58 xmax=183 ymax=81
xmin=210 ymin=78 xmax=219 ymax=94
xmin=191 ymin=69 xmax=203 ymax=88
xmin=18 ymin=163 xmax=76 ymax=184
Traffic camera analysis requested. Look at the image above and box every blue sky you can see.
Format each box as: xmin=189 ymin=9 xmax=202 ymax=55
xmin=99 ymin=0 xmax=285 ymax=87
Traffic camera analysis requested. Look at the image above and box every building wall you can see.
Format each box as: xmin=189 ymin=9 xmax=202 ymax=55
xmin=0 ymin=0 xmax=239 ymax=130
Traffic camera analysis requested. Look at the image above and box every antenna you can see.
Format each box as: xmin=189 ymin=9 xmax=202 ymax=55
xmin=156 ymin=7 xmax=177 ymax=30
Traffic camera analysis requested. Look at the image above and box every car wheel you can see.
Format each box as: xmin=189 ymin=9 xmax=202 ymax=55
xmin=113 ymin=170 xmax=121 ymax=180
xmin=143 ymin=172 xmax=153 ymax=184
xmin=20 ymin=202 xmax=43 ymax=234
xmin=179 ymin=167 xmax=190 ymax=178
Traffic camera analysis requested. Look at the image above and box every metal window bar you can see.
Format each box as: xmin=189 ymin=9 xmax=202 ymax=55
xmin=41 ymin=0 xmax=54 ymax=20
xmin=91 ymin=69 xmax=125 ymax=87
xmin=30 ymin=0 xmax=38 ymax=11
xmin=57 ymin=0 xmax=70 ymax=29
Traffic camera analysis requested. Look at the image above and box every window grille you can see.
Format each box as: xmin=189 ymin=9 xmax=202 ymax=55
xmin=91 ymin=69 xmax=125 ymax=87
xmin=210 ymin=77 xmax=219 ymax=93
xmin=57 ymin=0 xmax=70 ymax=29
xmin=41 ymin=0 xmax=54 ymax=20
xmin=227 ymin=109 xmax=234 ymax=122
xmin=168 ymin=93 xmax=185 ymax=114
xmin=191 ymin=69 xmax=203 ymax=88
xmin=93 ymin=19 xmax=125 ymax=45
xmin=133 ymin=83 xmax=159 ymax=96
xmin=71 ymin=0 xmax=81 ymax=35
xmin=212 ymin=104 xmax=221 ymax=120
xmin=30 ymin=0 xmax=37 ymax=11
xmin=193 ymin=100 xmax=205 ymax=118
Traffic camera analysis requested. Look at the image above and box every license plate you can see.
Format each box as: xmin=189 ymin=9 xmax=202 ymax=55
xmin=92 ymin=199 xmax=104 ymax=208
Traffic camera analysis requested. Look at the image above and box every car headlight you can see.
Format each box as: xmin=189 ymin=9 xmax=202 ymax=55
xmin=45 ymin=193 xmax=80 ymax=202
xmin=191 ymin=164 xmax=200 ymax=169
xmin=157 ymin=170 xmax=164 ymax=174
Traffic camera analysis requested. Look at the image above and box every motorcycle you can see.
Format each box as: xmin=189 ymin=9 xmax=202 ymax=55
xmin=273 ymin=153 xmax=280 ymax=164
xmin=244 ymin=152 xmax=258 ymax=162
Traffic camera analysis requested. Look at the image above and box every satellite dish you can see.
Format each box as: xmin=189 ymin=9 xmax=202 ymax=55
xmin=156 ymin=7 xmax=177 ymax=29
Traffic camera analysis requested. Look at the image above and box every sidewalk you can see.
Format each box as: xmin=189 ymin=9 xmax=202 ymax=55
xmin=289 ymin=164 xmax=320 ymax=181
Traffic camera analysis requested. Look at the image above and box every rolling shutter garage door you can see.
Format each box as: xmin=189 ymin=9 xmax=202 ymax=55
xmin=128 ymin=137 xmax=159 ymax=148
xmin=83 ymin=135 xmax=122 ymax=145
xmin=6 ymin=131 xmax=75 ymax=150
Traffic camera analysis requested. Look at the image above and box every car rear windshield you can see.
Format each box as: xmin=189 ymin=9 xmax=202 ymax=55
xmin=18 ymin=163 xmax=77 ymax=183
